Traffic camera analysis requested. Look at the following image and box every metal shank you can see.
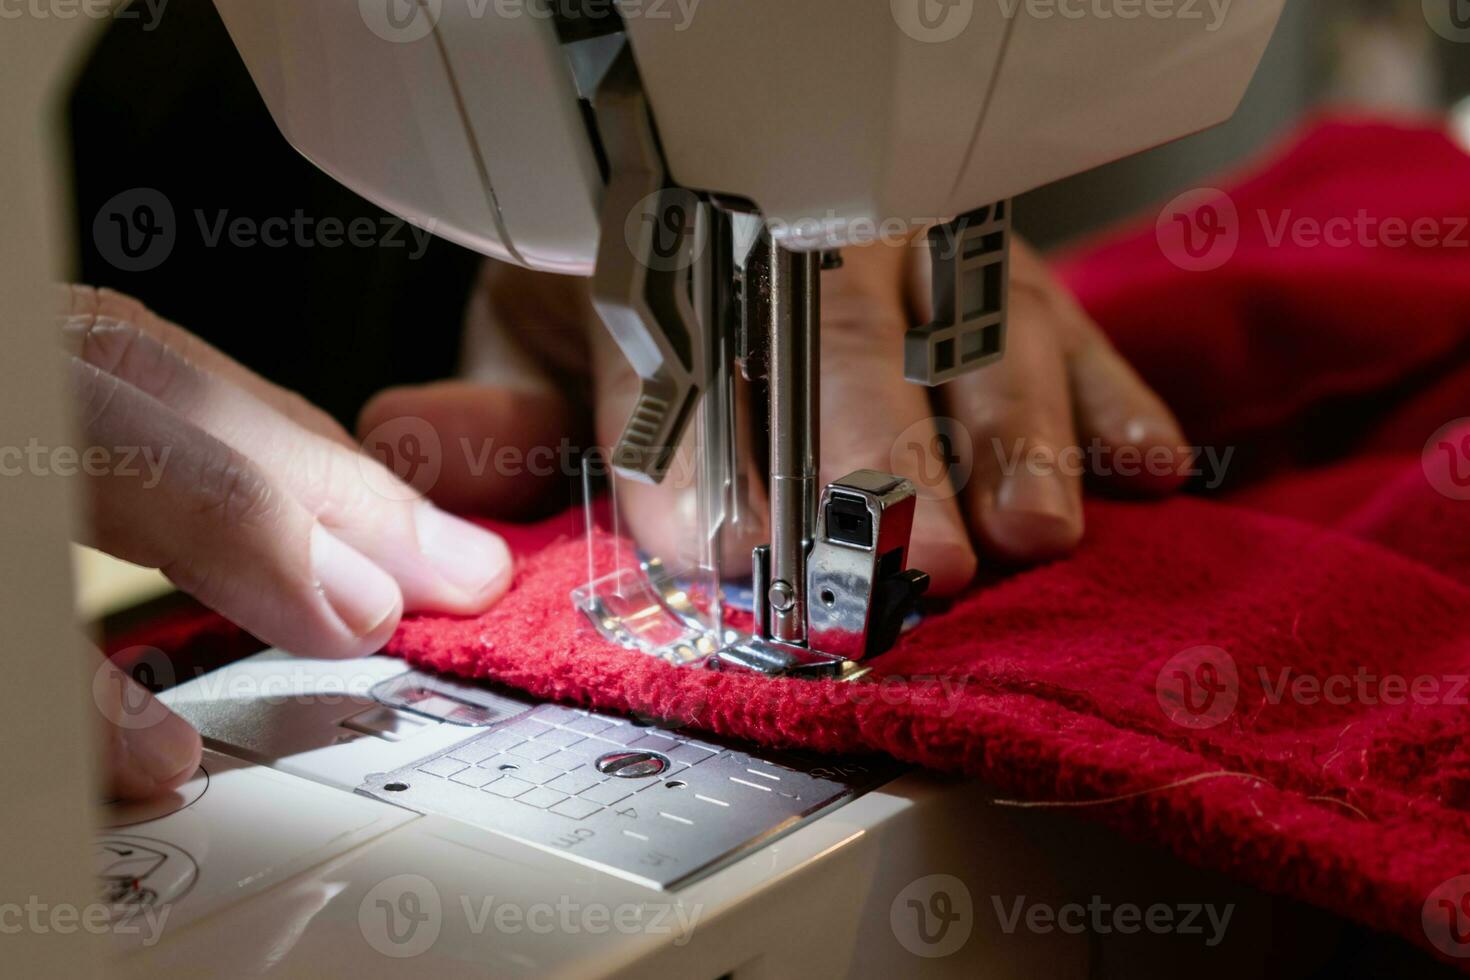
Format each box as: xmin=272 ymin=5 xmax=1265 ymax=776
xmin=766 ymin=246 xmax=819 ymax=644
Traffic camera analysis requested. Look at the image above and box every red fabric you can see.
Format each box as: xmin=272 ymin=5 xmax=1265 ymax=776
xmin=385 ymin=118 xmax=1470 ymax=962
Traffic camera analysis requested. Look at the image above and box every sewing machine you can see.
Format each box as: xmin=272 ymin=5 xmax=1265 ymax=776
xmin=96 ymin=1 xmax=1304 ymax=975
xmin=212 ymin=0 xmax=1288 ymax=679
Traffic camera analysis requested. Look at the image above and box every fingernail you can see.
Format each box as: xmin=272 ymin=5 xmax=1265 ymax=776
xmin=1123 ymin=416 xmax=1184 ymax=449
xmin=123 ymin=708 xmax=200 ymax=785
xmin=310 ymin=523 xmax=402 ymax=638
xmin=415 ymin=504 xmax=513 ymax=604
xmin=998 ymin=467 xmax=1073 ymax=519
xmin=990 ymin=470 xmax=1081 ymax=560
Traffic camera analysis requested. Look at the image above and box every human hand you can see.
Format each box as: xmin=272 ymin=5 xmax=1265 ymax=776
xmin=64 ymin=286 xmax=514 ymax=798
xmin=362 ymin=234 xmax=1188 ymax=596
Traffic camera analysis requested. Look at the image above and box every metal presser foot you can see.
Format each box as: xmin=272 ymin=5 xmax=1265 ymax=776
xmin=718 ymin=233 xmax=930 ymax=680
xmin=719 ymin=201 xmax=1010 ymax=678
xmin=573 ymin=203 xmax=931 ymax=682
xmin=571 ymin=42 xmax=1009 ymax=681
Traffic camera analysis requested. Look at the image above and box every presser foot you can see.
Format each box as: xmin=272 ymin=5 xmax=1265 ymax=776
xmin=747 ymin=470 xmax=929 ymax=670
xmin=706 ymin=638 xmax=871 ymax=683
xmin=570 ymin=556 xmax=867 ymax=681
xmin=569 ymin=469 xmax=929 ymax=683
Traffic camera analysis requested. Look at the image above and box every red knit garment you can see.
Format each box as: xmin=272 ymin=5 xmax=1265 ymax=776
xmin=384 ymin=118 xmax=1470 ymax=961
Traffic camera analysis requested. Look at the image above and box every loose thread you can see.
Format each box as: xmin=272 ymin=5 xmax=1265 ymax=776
xmin=990 ymin=771 xmax=1269 ymax=809
xmin=1305 ymin=795 xmax=1371 ymax=821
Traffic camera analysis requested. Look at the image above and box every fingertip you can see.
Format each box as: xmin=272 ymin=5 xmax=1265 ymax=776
xmin=310 ymin=524 xmax=404 ymax=657
xmin=144 ymin=714 xmax=204 ymax=794
xmin=1101 ymin=418 xmax=1194 ymax=495
xmin=1121 ymin=415 xmax=1185 ymax=450
xmin=413 ymin=503 xmax=515 ymax=614
xmin=356 ymin=600 xmax=405 ymax=657
xmin=912 ymin=538 xmax=978 ymax=596
xmin=981 ymin=506 xmax=1084 ymax=563
xmin=974 ymin=471 xmax=1085 ymax=564
xmin=110 ymin=706 xmax=204 ymax=801
xmin=909 ymin=504 xmax=978 ymax=596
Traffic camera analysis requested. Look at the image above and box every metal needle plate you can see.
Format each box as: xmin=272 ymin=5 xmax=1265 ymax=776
xmin=359 ymin=703 xmax=902 ymax=890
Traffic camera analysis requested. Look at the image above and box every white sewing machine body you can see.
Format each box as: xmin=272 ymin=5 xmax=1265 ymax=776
xmin=213 ymin=0 xmax=1285 ymax=271
xmin=95 ymin=650 xmax=1329 ymax=978
xmin=210 ymin=1 xmax=1289 ymax=677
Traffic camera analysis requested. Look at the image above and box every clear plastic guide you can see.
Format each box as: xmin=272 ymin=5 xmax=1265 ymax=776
xmin=571 ymin=313 xmax=756 ymax=667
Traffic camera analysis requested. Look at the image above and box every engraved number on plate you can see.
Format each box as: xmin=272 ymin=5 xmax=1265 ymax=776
xmin=553 ymin=827 xmax=596 ymax=849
